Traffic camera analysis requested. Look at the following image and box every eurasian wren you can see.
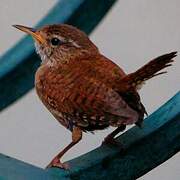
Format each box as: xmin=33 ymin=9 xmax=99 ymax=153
xmin=13 ymin=24 xmax=177 ymax=169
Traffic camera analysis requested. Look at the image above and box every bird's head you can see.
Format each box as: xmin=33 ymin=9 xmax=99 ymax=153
xmin=13 ymin=24 xmax=98 ymax=64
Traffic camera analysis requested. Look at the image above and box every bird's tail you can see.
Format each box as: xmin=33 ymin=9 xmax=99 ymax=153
xmin=118 ymin=51 xmax=177 ymax=91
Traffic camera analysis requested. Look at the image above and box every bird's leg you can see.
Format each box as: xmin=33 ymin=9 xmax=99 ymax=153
xmin=46 ymin=127 xmax=82 ymax=169
xmin=102 ymin=125 xmax=126 ymax=147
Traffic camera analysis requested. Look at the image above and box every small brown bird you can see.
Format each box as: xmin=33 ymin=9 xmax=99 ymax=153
xmin=13 ymin=24 xmax=176 ymax=169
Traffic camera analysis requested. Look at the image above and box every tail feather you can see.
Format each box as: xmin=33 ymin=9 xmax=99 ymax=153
xmin=118 ymin=51 xmax=177 ymax=91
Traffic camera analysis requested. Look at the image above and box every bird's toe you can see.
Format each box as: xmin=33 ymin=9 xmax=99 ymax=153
xmin=46 ymin=158 xmax=69 ymax=170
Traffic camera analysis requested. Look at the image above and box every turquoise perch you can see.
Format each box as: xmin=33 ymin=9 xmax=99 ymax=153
xmin=0 ymin=92 xmax=179 ymax=179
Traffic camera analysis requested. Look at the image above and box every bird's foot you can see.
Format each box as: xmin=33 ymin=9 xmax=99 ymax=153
xmin=46 ymin=157 xmax=69 ymax=169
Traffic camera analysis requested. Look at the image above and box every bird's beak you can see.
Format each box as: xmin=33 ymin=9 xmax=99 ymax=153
xmin=12 ymin=24 xmax=44 ymax=44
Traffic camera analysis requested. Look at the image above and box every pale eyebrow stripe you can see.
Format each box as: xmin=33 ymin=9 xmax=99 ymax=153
xmin=51 ymin=34 xmax=81 ymax=48
xmin=68 ymin=39 xmax=81 ymax=48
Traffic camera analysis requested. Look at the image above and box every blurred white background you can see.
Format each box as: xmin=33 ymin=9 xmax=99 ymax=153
xmin=0 ymin=0 xmax=179 ymax=179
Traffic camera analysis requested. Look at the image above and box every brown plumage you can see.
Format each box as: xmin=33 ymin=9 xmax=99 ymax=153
xmin=13 ymin=24 xmax=177 ymax=169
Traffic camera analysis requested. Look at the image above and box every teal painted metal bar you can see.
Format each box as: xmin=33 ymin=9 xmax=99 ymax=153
xmin=0 ymin=92 xmax=179 ymax=179
xmin=0 ymin=0 xmax=117 ymax=111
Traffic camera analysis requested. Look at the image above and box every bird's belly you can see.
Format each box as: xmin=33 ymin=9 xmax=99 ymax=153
xmin=35 ymin=66 xmax=139 ymax=132
xmin=49 ymin=109 xmax=111 ymax=132
xmin=36 ymin=85 xmax=138 ymax=132
xmin=35 ymin=83 xmax=139 ymax=132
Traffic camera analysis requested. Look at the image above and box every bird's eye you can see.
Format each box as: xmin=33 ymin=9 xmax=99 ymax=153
xmin=51 ymin=38 xmax=61 ymax=46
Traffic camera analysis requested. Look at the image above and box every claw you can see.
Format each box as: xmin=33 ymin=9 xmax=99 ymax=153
xmin=46 ymin=157 xmax=69 ymax=169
